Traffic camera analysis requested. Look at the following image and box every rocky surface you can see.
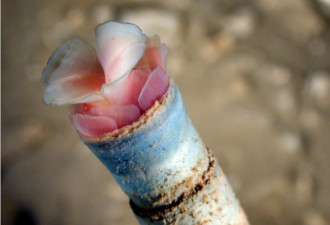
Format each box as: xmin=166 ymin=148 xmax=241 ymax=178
xmin=2 ymin=0 xmax=330 ymax=225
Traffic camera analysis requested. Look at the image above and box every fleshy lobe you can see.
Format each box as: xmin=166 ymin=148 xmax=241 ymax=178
xmin=138 ymin=67 xmax=169 ymax=111
xmin=42 ymin=37 xmax=105 ymax=105
xmin=70 ymin=114 xmax=118 ymax=138
xmin=42 ymin=22 xmax=170 ymax=138
xmin=96 ymin=22 xmax=147 ymax=83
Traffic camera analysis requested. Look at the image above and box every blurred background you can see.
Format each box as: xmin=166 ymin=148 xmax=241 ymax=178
xmin=2 ymin=0 xmax=330 ymax=224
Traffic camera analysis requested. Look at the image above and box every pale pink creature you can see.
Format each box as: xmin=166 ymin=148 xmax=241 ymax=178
xmin=42 ymin=22 xmax=169 ymax=138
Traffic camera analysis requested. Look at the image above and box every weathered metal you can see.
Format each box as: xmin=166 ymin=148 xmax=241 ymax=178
xmin=83 ymin=79 xmax=249 ymax=224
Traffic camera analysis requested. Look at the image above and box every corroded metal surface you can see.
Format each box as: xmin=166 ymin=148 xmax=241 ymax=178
xmin=132 ymin=148 xmax=248 ymax=224
xmin=84 ymin=79 xmax=248 ymax=224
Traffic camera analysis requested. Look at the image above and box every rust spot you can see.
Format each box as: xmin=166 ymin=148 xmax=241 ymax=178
xmin=227 ymin=198 xmax=233 ymax=206
xmin=201 ymin=219 xmax=212 ymax=224
xmin=190 ymin=210 xmax=197 ymax=218
xmin=202 ymin=194 xmax=207 ymax=203
xmin=130 ymin=147 xmax=216 ymax=220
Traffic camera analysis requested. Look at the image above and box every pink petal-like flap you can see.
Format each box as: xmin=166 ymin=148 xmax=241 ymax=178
xmin=42 ymin=37 xmax=105 ymax=105
xmin=70 ymin=113 xmax=118 ymax=138
xmin=145 ymin=35 xmax=167 ymax=71
xmin=89 ymin=104 xmax=141 ymax=128
xmin=102 ymin=68 xmax=150 ymax=105
xmin=138 ymin=67 xmax=169 ymax=111
xmin=96 ymin=22 xmax=147 ymax=83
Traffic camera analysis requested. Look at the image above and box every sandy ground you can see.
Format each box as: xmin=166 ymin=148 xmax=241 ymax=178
xmin=2 ymin=0 xmax=330 ymax=224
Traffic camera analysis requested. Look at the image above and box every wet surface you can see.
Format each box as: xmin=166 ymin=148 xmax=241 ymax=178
xmin=2 ymin=0 xmax=330 ymax=224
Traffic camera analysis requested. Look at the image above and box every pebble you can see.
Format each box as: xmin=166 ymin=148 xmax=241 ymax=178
xmin=255 ymin=0 xmax=311 ymax=13
xmin=309 ymin=72 xmax=330 ymax=101
xmin=230 ymin=76 xmax=251 ymax=98
xmin=319 ymin=0 xmax=330 ymax=5
xmin=246 ymin=177 xmax=289 ymax=203
xmin=303 ymin=209 xmax=328 ymax=225
xmin=222 ymin=8 xmax=256 ymax=39
xmin=279 ymin=132 xmax=302 ymax=154
xmin=66 ymin=9 xmax=85 ymax=29
xmin=314 ymin=0 xmax=330 ymax=18
xmin=254 ymin=0 xmax=288 ymax=12
xmin=256 ymin=64 xmax=292 ymax=87
xmin=233 ymin=108 xmax=272 ymax=127
xmin=273 ymin=89 xmax=297 ymax=118
xmin=160 ymin=0 xmax=193 ymax=10
xmin=119 ymin=9 xmax=182 ymax=47
xmin=305 ymin=71 xmax=330 ymax=111
xmin=257 ymin=0 xmax=323 ymax=43
xmin=199 ymin=32 xmax=235 ymax=61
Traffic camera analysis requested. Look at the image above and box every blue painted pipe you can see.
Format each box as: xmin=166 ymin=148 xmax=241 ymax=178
xmin=83 ymin=80 xmax=248 ymax=224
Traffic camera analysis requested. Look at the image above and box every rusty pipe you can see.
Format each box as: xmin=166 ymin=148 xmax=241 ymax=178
xmin=41 ymin=21 xmax=249 ymax=224
xmin=83 ymin=79 xmax=249 ymax=224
